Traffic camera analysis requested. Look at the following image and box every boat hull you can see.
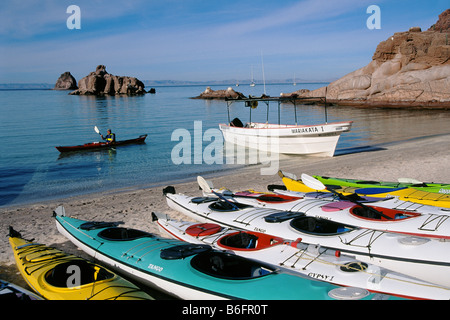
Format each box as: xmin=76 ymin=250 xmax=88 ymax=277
xmin=56 ymin=134 xmax=147 ymax=152
xmin=219 ymin=121 xmax=352 ymax=157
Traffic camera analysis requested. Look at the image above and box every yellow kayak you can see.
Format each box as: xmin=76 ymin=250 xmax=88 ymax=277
xmin=278 ymin=171 xmax=450 ymax=209
xmin=8 ymin=227 xmax=153 ymax=300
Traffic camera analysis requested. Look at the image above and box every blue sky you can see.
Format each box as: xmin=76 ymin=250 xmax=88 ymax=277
xmin=0 ymin=0 xmax=448 ymax=83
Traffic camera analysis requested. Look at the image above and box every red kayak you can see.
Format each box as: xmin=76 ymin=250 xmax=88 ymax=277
xmin=56 ymin=134 xmax=147 ymax=153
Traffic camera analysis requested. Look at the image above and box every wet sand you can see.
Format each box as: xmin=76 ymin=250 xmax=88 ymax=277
xmin=1 ymin=133 xmax=450 ymax=293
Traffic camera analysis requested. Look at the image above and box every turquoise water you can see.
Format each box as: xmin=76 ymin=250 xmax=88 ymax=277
xmin=1 ymin=83 xmax=450 ymax=207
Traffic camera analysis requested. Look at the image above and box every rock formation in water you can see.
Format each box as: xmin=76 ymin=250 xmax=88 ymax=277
xmin=54 ymin=71 xmax=78 ymax=90
xmin=69 ymin=65 xmax=146 ymax=95
xmin=283 ymin=9 xmax=450 ymax=108
xmin=192 ymin=86 xmax=247 ymax=99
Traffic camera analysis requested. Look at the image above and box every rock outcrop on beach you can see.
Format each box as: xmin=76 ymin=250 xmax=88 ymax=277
xmin=69 ymin=65 xmax=146 ymax=96
xmin=283 ymin=9 xmax=450 ymax=108
xmin=54 ymin=71 xmax=78 ymax=90
xmin=192 ymin=87 xmax=247 ymax=99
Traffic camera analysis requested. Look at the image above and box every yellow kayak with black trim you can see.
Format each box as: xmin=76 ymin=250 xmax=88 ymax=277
xmin=8 ymin=227 xmax=153 ymax=300
xmin=278 ymin=171 xmax=450 ymax=208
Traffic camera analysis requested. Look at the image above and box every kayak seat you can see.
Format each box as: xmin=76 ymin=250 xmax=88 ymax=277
xmin=351 ymin=206 xmax=383 ymax=219
xmin=46 ymin=260 xmax=113 ymax=287
xmin=219 ymin=232 xmax=258 ymax=249
xmin=190 ymin=251 xmax=275 ymax=280
xmin=290 ymin=217 xmax=353 ymax=235
xmin=355 ymin=181 xmax=380 ymax=185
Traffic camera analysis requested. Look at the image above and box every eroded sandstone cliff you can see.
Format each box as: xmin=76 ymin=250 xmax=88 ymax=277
xmin=284 ymin=9 xmax=450 ymax=108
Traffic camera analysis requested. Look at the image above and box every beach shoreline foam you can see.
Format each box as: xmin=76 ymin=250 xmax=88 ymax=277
xmin=2 ymin=133 xmax=450 ymax=292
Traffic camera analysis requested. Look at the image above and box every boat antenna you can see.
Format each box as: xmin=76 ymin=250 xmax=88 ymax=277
xmin=261 ymin=51 xmax=266 ymax=95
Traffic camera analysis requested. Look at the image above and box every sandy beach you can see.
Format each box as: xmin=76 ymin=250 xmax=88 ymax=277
xmin=2 ymin=133 xmax=450 ymax=292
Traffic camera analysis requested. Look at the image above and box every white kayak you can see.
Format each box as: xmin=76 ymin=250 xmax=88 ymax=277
xmin=153 ymin=212 xmax=450 ymax=300
xmin=197 ymin=175 xmax=450 ymax=240
xmin=163 ymin=187 xmax=450 ymax=289
xmin=0 ymin=279 xmax=43 ymax=300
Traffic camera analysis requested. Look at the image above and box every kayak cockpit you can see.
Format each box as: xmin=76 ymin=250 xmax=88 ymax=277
xmin=45 ymin=260 xmax=114 ymax=288
xmin=208 ymin=200 xmax=251 ymax=212
xmin=350 ymin=206 xmax=421 ymax=221
xmin=191 ymin=251 xmax=276 ymax=280
xmin=218 ymin=231 xmax=284 ymax=251
xmin=160 ymin=244 xmax=276 ymax=279
xmin=290 ymin=217 xmax=354 ymax=236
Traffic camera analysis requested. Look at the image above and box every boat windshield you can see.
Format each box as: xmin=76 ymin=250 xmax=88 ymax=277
xmin=290 ymin=217 xmax=354 ymax=235
xmin=190 ymin=251 xmax=275 ymax=280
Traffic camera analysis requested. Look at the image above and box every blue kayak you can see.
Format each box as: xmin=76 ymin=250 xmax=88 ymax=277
xmin=53 ymin=206 xmax=401 ymax=300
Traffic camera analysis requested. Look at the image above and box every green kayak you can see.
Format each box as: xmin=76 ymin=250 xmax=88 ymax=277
xmin=314 ymin=175 xmax=450 ymax=194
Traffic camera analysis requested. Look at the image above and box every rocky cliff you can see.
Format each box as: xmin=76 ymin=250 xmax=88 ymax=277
xmin=54 ymin=71 xmax=77 ymax=90
xmin=69 ymin=65 xmax=146 ymax=95
xmin=284 ymin=9 xmax=450 ymax=108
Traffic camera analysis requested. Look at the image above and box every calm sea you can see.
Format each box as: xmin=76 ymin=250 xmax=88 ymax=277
xmin=1 ymin=83 xmax=450 ymax=207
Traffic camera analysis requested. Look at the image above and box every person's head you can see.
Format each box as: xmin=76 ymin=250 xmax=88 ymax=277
xmin=107 ymin=129 xmax=111 ymax=134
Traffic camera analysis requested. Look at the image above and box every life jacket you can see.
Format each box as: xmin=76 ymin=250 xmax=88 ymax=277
xmin=105 ymin=133 xmax=115 ymax=142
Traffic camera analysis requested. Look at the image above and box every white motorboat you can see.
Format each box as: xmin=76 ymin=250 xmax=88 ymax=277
xmin=220 ymin=97 xmax=352 ymax=157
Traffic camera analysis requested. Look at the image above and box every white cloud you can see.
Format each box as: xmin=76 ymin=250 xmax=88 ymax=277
xmin=214 ymin=0 xmax=374 ymax=36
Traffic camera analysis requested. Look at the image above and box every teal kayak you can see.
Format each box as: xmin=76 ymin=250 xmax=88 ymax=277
xmin=53 ymin=206 xmax=400 ymax=300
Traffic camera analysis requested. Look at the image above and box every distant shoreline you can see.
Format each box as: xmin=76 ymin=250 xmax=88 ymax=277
xmin=0 ymin=81 xmax=331 ymax=90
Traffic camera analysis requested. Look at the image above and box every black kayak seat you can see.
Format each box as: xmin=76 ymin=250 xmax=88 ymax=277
xmin=46 ymin=260 xmax=113 ymax=287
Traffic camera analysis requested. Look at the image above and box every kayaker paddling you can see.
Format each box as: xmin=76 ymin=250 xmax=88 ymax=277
xmin=101 ymin=129 xmax=116 ymax=144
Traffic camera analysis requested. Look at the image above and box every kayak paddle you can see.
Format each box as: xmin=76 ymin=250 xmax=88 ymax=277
xmin=197 ymin=176 xmax=239 ymax=210
xmin=301 ymin=173 xmax=392 ymax=220
xmin=94 ymin=126 xmax=102 ymax=136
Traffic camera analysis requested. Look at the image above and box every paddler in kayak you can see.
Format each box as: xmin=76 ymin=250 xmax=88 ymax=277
xmin=101 ymin=129 xmax=116 ymax=144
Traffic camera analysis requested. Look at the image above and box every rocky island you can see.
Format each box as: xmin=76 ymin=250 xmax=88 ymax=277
xmin=192 ymin=86 xmax=246 ymax=99
xmin=283 ymin=9 xmax=450 ymax=109
xmin=54 ymin=71 xmax=78 ymax=90
xmin=69 ymin=65 xmax=146 ymax=96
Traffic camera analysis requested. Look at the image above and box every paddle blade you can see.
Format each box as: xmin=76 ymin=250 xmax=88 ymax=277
xmin=197 ymin=176 xmax=213 ymax=193
xmin=282 ymin=171 xmax=298 ymax=181
xmin=94 ymin=126 xmax=100 ymax=134
xmin=301 ymin=173 xmax=326 ymax=191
